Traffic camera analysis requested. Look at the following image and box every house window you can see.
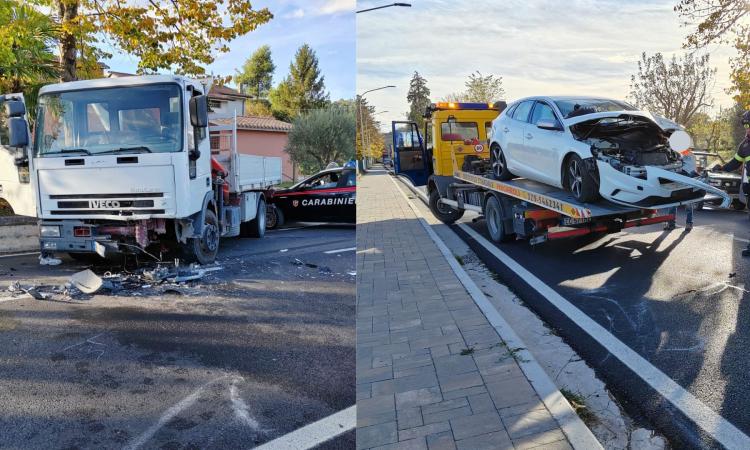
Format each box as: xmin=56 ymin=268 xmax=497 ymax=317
xmin=210 ymin=135 xmax=221 ymax=154
xmin=208 ymin=100 xmax=222 ymax=111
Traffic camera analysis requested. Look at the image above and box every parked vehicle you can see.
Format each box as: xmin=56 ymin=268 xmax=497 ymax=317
xmin=265 ymin=166 xmax=356 ymax=229
xmin=0 ymin=75 xmax=280 ymax=264
xmin=489 ymin=96 xmax=712 ymax=207
xmin=692 ymin=150 xmax=746 ymax=210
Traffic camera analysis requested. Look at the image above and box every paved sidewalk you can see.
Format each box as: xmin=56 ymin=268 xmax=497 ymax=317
xmin=356 ymin=171 xmax=576 ymax=450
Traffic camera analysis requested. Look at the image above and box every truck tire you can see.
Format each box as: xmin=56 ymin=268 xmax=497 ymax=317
xmin=490 ymin=144 xmax=514 ymax=180
xmin=241 ymin=198 xmax=266 ymax=238
xmin=183 ymin=208 xmax=220 ymax=265
xmin=266 ymin=205 xmax=284 ymax=229
xmin=429 ymin=189 xmax=464 ymax=224
xmin=565 ymin=154 xmax=599 ymax=202
xmin=485 ymin=195 xmax=515 ymax=243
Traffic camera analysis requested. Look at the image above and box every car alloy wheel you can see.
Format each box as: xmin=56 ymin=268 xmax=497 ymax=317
xmin=568 ymin=159 xmax=584 ymax=199
xmin=492 ymin=146 xmax=505 ymax=178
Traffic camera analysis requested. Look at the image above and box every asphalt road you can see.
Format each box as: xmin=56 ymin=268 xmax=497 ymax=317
xmin=0 ymin=224 xmax=355 ymax=449
xmin=451 ymin=203 xmax=750 ymax=447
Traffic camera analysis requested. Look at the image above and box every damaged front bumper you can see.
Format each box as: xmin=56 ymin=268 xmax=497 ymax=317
xmin=596 ymin=161 xmax=731 ymax=208
xmin=39 ymin=220 xmax=119 ymax=256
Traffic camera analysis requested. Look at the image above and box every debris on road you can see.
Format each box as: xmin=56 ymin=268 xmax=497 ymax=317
xmin=39 ymin=255 xmax=62 ymax=266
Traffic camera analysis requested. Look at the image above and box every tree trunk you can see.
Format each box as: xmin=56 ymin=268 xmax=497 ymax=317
xmin=58 ymin=0 xmax=79 ymax=82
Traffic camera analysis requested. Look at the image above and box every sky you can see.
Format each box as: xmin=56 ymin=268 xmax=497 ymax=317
xmin=357 ymin=0 xmax=737 ymax=130
xmin=103 ymin=0 xmax=356 ymax=100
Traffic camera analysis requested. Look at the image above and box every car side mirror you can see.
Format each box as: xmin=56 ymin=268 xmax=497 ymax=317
xmin=8 ymin=117 xmax=29 ymax=147
xmin=5 ymin=100 xmax=26 ymax=118
xmin=189 ymin=95 xmax=208 ymax=128
xmin=536 ymin=120 xmax=561 ymax=131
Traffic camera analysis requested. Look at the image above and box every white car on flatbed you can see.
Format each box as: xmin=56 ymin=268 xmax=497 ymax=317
xmin=489 ymin=96 xmax=726 ymax=208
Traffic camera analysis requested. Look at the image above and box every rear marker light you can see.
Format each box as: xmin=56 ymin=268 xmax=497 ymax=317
xmin=74 ymin=227 xmax=91 ymax=237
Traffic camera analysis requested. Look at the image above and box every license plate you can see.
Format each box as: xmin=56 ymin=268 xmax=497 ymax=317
xmin=562 ymin=217 xmax=591 ymax=226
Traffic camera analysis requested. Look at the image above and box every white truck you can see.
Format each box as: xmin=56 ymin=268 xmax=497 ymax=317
xmin=0 ymin=75 xmax=281 ymax=264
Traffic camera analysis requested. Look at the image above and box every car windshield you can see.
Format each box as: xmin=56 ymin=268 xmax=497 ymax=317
xmin=35 ymin=83 xmax=182 ymax=157
xmin=554 ymin=98 xmax=636 ymax=119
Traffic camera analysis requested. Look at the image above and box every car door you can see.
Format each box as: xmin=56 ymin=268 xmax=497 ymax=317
xmin=524 ymin=101 xmax=566 ymax=186
xmin=391 ymin=121 xmax=428 ymax=186
xmin=502 ymin=100 xmax=534 ymax=178
xmin=0 ymin=94 xmax=36 ymax=217
xmin=290 ymin=171 xmax=342 ymax=222
xmin=334 ymin=168 xmax=356 ymax=223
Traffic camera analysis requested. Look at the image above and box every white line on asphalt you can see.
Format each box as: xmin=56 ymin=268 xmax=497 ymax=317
xmin=229 ymin=379 xmax=263 ymax=432
xmin=457 ymin=222 xmax=750 ymax=450
xmin=254 ymin=405 xmax=355 ymax=450
xmin=0 ymin=251 xmax=39 ymax=259
xmin=123 ymin=376 xmax=231 ymax=450
xmin=323 ymin=247 xmax=356 ymax=254
xmin=389 ymin=176 xmax=603 ymax=450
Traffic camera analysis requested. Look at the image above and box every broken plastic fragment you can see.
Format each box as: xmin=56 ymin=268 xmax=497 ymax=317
xmin=39 ymin=255 xmax=62 ymax=266
xmin=69 ymin=269 xmax=104 ymax=294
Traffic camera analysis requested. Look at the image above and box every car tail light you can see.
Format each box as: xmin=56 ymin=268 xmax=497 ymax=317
xmin=74 ymin=227 xmax=91 ymax=237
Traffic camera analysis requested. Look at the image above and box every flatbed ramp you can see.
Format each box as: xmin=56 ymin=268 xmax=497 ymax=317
xmin=454 ymin=170 xmax=639 ymax=219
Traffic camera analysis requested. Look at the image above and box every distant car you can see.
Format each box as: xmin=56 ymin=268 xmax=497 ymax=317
xmin=383 ymin=157 xmax=393 ymax=168
xmin=265 ymin=166 xmax=356 ymax=228
xmin=489 ymin=96 xmax=726 ymax=207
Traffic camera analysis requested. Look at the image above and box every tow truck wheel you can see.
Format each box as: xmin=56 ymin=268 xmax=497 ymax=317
xmin=490 ymin=144 xmax=513 ymax=181
xmin=266 ymin=205 xmax=284 ymax=229
xmin=429 ymin=189 xmax=464 ymax=224
xmin=241 ymin=198 xmax=267 ymax=238
xmin=183 ymin=208 xmax=220 ymax=265
xmin=485 ymin=196 xmax=514 ymax=243
xmin=565 ymin=154 xmax=598 ymax=202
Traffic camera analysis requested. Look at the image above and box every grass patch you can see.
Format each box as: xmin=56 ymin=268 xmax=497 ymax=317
xmin=560 ymin=388 xmax=597 ymax=425
xmin=455 ymin=255 xmax=465 ymax=266
xmin=459 ymin=347 xmax=475 ymax=356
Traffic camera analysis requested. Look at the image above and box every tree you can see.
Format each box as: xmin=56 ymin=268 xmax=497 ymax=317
xmin=235 ymin=45 xmax=275 ymax=98
xmin=676 ymin=0 xmax=750 ymax=107
xmin=51 ymin=0 xmax=273 ymax=81
xmin=406 ymin=71 xmax=430 ymax=126
xmin=285 ymin=104 xmax=355 ymax=174
xmin=628 ymin=52 xmax=716 ymax=126
xmin=463 ymin=71 xmax=505 ymax=103
xmin=356 ymin=96 xmax=383 ymax=161
xmin=270 ymin=44 xmax=329 ymax=121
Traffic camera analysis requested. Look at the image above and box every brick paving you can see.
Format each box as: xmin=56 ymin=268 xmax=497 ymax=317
xmin=356 ymin=171 xmax=573 ymax=450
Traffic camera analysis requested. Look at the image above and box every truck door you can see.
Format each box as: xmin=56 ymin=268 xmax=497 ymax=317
xmin=392 ymin=121 xmax=428 ymax=186
xmin=0 ymin=94 xmax=36 ymax=217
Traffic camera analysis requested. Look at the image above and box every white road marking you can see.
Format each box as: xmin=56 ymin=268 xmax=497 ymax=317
xmin=229 ymin=379 xmax=263 ymax=432
xmin=323 ymin=247 xmax=356 ymax=254
xmin=0 ymin=251 xmax=39 ymax=259
xmin=254 ymin=405 xmax=355 ymax=450
xmin=457 ymin=222 xmax=750 ymax=450
xmin=389 ymin=176 xmax=602 ymax=450
xmin=123 ymin=376 xmax=230 ymax=450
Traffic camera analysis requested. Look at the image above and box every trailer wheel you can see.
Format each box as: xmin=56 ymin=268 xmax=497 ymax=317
xmin=490 ymin=144 xmax=513 ymax=180
xmin=485 ymin=196 xmax=514 ymax=243
xmin=241 ymin=198 xmax=267 ymax=238
xmin=565 ymin=154 xmax=599 ymax=202
xmin=183 ymin=208 xmax=220 ymax=264
xmin=266 ymin=204 xmax=284 ymax=229
xmin=429 ymin=189 xmax=464 ymax=224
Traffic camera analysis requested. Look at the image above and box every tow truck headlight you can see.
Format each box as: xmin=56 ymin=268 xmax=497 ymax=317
xmin=40 ymin=225 xmax=61 ymax=238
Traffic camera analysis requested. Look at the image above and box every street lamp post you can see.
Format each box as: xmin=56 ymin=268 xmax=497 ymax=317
xmin=358 ymin=86 xmax=394 ymax=173
xmin=356 ymin=2 xmax=411 ymax=13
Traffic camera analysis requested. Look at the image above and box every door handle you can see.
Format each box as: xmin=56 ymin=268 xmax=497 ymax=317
xmin=503 ymin=127 xmax=510 ymax=133
xmin=525 ymin=133 xmax=533 ymax=139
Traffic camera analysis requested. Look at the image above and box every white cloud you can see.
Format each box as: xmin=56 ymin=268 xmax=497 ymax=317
xmin=319 ymin=0 xmax=355 ymax=15
xmin=283 ymin=8 xmax=305 ymax=19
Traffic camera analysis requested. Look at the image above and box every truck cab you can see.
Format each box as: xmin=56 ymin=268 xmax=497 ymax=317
xmin=0 ymin=75 xmax=277 ymax=264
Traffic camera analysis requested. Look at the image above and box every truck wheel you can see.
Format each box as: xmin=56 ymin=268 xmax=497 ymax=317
xmin=241 ymin=198 xmax=266 ymax=238
xmin=490 ymin=144 xmax=514 ymax=180
xmin=565 ymin=154 xmax=599 ymax=202
xmin=266 ymin=205 xmax=284 ymax=229
xmin=429 ymin=189 xmax=464 ymax=224
xmin=485 ymin=196 xmax=514 ymax=243
xmin=183 ymin=208 xmax=220 ymax=265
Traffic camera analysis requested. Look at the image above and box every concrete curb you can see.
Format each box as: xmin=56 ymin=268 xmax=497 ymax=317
xmin=0 ymin=216 xmax=38 ymax=254
xmin=390 ymin=174 xmax=602 ymax=450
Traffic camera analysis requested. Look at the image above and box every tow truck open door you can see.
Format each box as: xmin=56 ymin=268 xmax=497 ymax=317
xmin=0 ymin=94 xmax=36 ymax=217
xmin=392 ymin=121 xmax=429 ymax=186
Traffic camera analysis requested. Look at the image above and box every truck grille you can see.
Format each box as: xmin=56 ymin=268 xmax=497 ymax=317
xmin=49 ymin=193 xmax=164 ymax=199
xmin=49 ymin=193 xmax=165 ymax=216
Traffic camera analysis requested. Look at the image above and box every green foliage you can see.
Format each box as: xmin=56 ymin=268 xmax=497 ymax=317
xmin=244 ymin=99 xmax=274 ymax=117
xmin=406 ymin=71 xmax=430 ymax=127
xmin=628 ymin=52 xmax=715 ymax=125
xmin=235 ymin=45 xmax=275 ymax=98
xmin=285 ymin=104 xmax=355 ymax=174
xmin=440 ymin=71 xmax=505 ymax=103
xmin=356 ymin=96 xmax=384 ymax=160
xmin=270 ymin=44 xmax=329 ymax=120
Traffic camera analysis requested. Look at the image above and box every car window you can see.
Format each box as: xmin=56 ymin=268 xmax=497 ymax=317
xmin=511 ymin=101 xmax=534 ymax=123
xmin=485 ymin=122 xmax=493 ymax=139
xmin=303 ymin=172 xmax=340 ymax=190
xmin=425 ymin=122 xmax=433 ymax=151
xmin=530 ymin=102 xmax=561 ymax=128
xmin=554 ymin=98 xmax=636 ymax=119
xmin=441 ymin=122 xmax=478 ymax=141
xmin=338 ymin=170 xmax=356 ymax=187
xmin=504 ymin=103 xmax=518 ymax=119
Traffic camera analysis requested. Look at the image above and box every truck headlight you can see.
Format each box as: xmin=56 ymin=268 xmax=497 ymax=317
xmin=40 ymin=225 xmax=61 ymax=237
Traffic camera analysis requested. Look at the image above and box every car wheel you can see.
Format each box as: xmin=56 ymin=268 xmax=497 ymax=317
xmin=565 ymin=154 xmax=599 ymax=202
xmin=266 ymin=205 xmax=284 ymax=229
xmin=490 ymin=144 xmax=513 ymax=180
xmin=484 ymin=195 xmax=514 ymax=243
xmin=429 ymin=189 xmax=464 ymax=224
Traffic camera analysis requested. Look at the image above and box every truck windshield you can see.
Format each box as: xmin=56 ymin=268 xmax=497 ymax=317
xmin=35 ymin=83 xmax=182 ymax=157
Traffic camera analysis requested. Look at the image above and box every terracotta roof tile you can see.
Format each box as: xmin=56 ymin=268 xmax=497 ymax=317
xmin=211 ymin=115 xmax=292 ymax=132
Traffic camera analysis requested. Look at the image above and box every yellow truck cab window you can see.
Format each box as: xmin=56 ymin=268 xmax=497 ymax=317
xmin=441 ymin=122 xmax=478 ymax=142
xmin=425 ymin=122 xmax=433 ymax=151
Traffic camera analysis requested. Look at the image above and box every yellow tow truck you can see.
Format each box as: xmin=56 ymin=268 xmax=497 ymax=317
xmin=391 ymin=102 xmax=676 ymax=244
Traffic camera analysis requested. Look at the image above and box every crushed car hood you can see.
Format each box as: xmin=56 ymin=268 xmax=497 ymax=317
xmin=563 ymin=110 xmax=659 ymax=127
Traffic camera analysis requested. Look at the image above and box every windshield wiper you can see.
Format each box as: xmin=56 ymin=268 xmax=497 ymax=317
xmin=43 ymin=148 xmax=92 ymax=156
xmin=97 ymin=146 xmax=153 ymax=155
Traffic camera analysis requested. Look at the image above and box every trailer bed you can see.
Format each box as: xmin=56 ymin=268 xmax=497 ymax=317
xmin=453 ymin=169 xmax=639 ymax=219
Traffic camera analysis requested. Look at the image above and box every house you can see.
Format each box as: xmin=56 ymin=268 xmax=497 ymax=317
xmin=207 ymin=85 xmax=252 ymax=119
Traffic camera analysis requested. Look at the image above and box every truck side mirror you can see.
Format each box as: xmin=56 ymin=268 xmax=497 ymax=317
xmin=189 ymin=95 xmax=208 ymax=128
xmin=5 ymin=100 xmax=26 ymax=118
xmin=8 ymin=117 xmax=29 ymax=148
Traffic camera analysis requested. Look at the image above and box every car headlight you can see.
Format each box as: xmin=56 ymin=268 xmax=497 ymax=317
xmin=40 ymin=225 xmax=61 ymax=237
